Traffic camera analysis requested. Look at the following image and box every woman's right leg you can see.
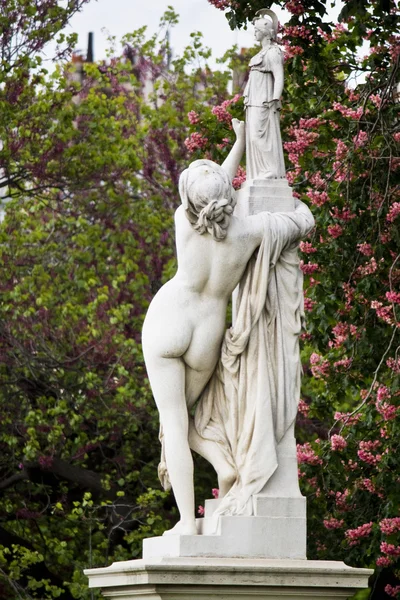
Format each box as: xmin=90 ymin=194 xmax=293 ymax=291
xmin=144 ymin=353 xmax=197 ymax=535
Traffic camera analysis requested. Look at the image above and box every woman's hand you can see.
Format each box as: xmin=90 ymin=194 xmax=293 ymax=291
xmin=232 ymin=118 xmax=245 ymax=140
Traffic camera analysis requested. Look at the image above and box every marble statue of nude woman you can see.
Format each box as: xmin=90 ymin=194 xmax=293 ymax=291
xmin=142 ymin=119 xmax=314 ymax=536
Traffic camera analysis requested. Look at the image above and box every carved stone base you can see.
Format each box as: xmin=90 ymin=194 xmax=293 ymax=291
xmin=85 ymin=557 xmax=373 ymax=600
xmin=235 ymin=178 xmax=295 ymax=218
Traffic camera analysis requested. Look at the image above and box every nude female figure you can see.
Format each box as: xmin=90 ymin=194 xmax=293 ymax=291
xmin=142 ymin=119 xmax=313 ymax=535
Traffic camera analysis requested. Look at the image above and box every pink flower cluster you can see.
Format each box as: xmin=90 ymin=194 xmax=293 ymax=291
xmin=187 ymin=110 xmax=200 ymax=124
xmin=304 ymin=297 xmax=316 ymax=312
xmin=310 ymin=352 xmax=329 ymax=379
xmin=331 ymin=434 xmax=347 ymax=451
xmin=376 ymin=556 xmax=392 ymax=567
xmin=284 ymin=127 xmax=318 ymax=167
xmin=297 ymin=399 xmax=310 ymax=416
xmin=184 ymin=132 xmax=208 ymax=153
xmin=232 ymin=165 xmax=246 ymax=190
xmin=353 ymin=130 xmax=368 ymax=148
xmin=358 ymin=257 xmax=378 ymax=276
xmin=330 ymin=322 xmax=357 ymax=348
xmin=357 ymin=242 xmax=373 ymax=256
xmin=283 ymin=25 xmax=312 ymax=40
xmin=212 ymin=104 xmax=232 ymax=124
xmin=299 ymin=241 xmax=317 ymax=254
xmin=359 ymin=478 xmax=379 ymax=495
xmin=285 ymin=0 xmax=305 ymax=15
xmin=327 ymin=224 xmax=343 ymax=238
xmin=335 ymin=489 xmax=350 ymax=511
xmin=332 ymin=102 xmax=363 ymax=120
xmin=345 ymin=522 xmax=373 ymax=546
xmin=300 ymin=261 xmax=319 ymax=274
xmin=380 ymin=517 xmax=400 ymax=535
xmin=207 ymin=0 xmax=231 ymax=9
xmin=371 ymin=301 xmax=395 ymax=326
xmin=334 ymin=411 xmax=361 ymax=426
xmin=296 ymin=442 xmax=323 ymax=465
xmin=333 ymin=358 xmax=352 ymax=370
xmin=306 ymin=189 xmax=329 ymax=206
xmin=335 ymin=139 xmax=348 ymax=161
xmin=299 ymin=118 xmax=323 ymax=129
xmin=376 ymin=400 xmax=397 ymax=421
xmin=387 ymin=202 xmax=400 ymax=222
xmin=380 ymin=542 xmax=400 ymax=556
xmin=330 ymin=207 xmax=356 ymax=221
xmin=212 ymin=488 xmax=219 ymax=499
xmin=386 ymin=291 xmax=400 ymax=304
xmin=357 ymin=440 xmax=382 ymax=466
xmin=385 ymin=584 xmax=400 ymax=598
xmin=387 ymin=357 xmax=400 ymax=373
xmin=323 ymin=517 xmax=344 ymax=530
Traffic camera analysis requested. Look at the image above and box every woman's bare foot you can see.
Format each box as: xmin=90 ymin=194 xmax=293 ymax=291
xmin=163 ymin=519 xmax=198 ymax=536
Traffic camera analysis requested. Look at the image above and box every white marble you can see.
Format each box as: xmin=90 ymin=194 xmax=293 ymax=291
xmin=244 ymin=10 xmax=286 ymax=179
xmin=84 ymin=557 xmax=373 ymax=600
xmin=142 ymin=117 xmax=314 ymax=533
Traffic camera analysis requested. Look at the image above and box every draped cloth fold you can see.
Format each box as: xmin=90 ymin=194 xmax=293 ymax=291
xmin=193 ymin=211 xmax=305 ymax=516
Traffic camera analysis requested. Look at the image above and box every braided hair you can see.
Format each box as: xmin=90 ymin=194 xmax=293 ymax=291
xmin=179 ymin=160 xmax=236 ymax=242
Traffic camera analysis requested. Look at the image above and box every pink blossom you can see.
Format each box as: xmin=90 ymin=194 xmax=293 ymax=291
xmin=306 ymin=189 xmax=329 ymax=206
xmin=385 ymin=585 xmax=400 ymax=598
xmin=212 ymin=488 xmax=219 ymax=499
xmin=297 ymin=399 xmax=310 ymax=416
xmin=335 ymin=139 xmax=348 ymax=161
xmin=330 ymin=207 xmax=356 ymax=221
xmin=332 ymin=102 xmax=363 ymax=120
xmin=353 ymin=131 xmax=368 ymax=148
xmin=212 ymin=104 xmax=232 ymax=124
xmin=299 ymin=241 xmax=317 ymax=254
xmin=184 ymin=132 xmax=208 ymax=153
xmin=334 ymin=411 xmax=361 ymax=426
xmin=232 ymin=165 xmax=246 ymax=190
xmin=357 ymin=242 xmax=373 ymax=256
xmin=335 ymin=489 xmax=350 ymax=510
xmin=197 ymin=505 xmax=205 ymax=516
xmin=299 ymin=117 xmax=322 ymax=129
xmin=187 ymin=110 xmax=200 ymax=125
xmin=380 ymin=517 xmax=400 ymax=535
xmin=380 ymin=542 xmax=400 ymax=556
xmin=371 ymin=301 xmax=395 ymax=326
xmin=377 ymin=385 xmax=390 ymax=402
xmin=323 ymin=517 xmax=344 ymax=530
xmin=357 ymin=440 xmax=382 ymax=466
xmin=387 ymin=357 xmax=400 ymax=373
xmin=309 ymin=353 xmax=330 ymax=379
xmin=327 ymin=224 xmax=343 ymax=238
xmin=386 ymin=291 xmax=400 ymax=303
xmin=393 ymin=132 xmax=400 ymax=143
xmin=331 ymin=435 xmax=347 ymax=451
xmin=304 ymin=297 xmax=316 ymax=312
xmin=358 ymin=257 xmax=378 ymax=276
xmin=345 ymin=522 xmax=373 ymax=546
xmin=285 ymin=0 xmax=305 ymax=15
xmin=300 ymin=261 xmax=319 ymax=274
xmin=296 ymin=442 xmax=323 ymax=465
xmin=369 ymin=94 xmax=382 ymax=108
xmin=376 ymin=556 xmax=392 ymax=568
xmin=360 ymin=478 xmax=378 ymax=494
xmin=376 ymin=401 xmax=397 ymax=421
xmin=333 ymin=358 xmax=352 ymax=370
xmin=387 ymin=202 xmax=400 ymax=222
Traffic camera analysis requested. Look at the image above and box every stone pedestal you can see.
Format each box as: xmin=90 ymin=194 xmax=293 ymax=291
xmin=235 ymin=178 xmax=295 ymax=218
xmin=85 ymin=557 xmax=373 ymax=599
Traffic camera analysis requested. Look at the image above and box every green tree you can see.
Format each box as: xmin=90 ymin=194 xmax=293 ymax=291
xmin=0 ymin=5 xmax=232 ymax=599
xmin=203 ymin=0 xmax=399 ymax=598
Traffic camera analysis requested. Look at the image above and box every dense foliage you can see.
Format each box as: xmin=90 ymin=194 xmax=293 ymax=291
xmin=202 ymin=0 xmax=399 ymax=597
xmin=0 ymin=4 xmax=229 ymax=598
xmin=0 ymin=0 xmax=399 ymax=598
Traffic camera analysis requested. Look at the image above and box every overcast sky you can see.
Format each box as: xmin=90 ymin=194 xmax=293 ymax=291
xmin=62 ymin=1 xmax=289 ymax=65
